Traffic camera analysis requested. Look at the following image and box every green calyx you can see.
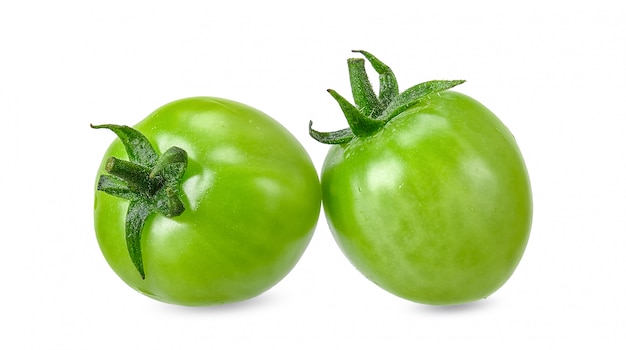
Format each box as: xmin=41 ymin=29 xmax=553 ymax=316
xmin=92 ymin=124 xmax=188 ymax=279
xmin=309 ymin=50 xmax=465 ymax=144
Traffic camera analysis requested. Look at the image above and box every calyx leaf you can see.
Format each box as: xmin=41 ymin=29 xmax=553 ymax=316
xmin=92 ymin=124 xmax=188 ymax=279
xmin=309 ymin=50 xmax=465 ymax=144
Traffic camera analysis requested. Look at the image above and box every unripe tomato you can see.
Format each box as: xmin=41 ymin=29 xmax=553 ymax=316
xmin=310 ymin=51 xmax=532 ymax=305
xmin=94 ymin=97 xmax=321 ymax=306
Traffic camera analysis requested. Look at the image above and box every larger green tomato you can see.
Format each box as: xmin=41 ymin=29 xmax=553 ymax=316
xmin=310 ymin=51 xmax=532 ymax=305
xmin=93 ymin=97 xmax=321 ymax=306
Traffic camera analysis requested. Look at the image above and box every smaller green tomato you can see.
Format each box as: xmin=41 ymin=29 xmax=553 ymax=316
xmin=310 ymin=51 xmax=532 ymax=305
xmin=93 ymin=97 xmax=321 ymax=306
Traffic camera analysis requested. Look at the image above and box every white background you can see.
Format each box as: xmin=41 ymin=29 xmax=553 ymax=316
xmin=1 ymin=0 xmax=625 ymax=348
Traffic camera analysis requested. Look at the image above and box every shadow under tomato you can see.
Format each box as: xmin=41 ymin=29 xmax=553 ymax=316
xmin=413 ymin=297 xmax=497 ymax=314
xmin=155 ymin=292 xmax=281 ymax=314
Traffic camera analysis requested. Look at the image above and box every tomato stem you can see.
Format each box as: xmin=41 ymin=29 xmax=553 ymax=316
xmin=105 ymin=157 xmax=157 ymax=194
xmin=309 ymin=50 xmax=465 ymax=144
xmin=92 ymin=124 xmax=188 ymax=279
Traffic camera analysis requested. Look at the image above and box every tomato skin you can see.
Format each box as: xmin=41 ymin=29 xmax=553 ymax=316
xmin=94 ymin=97 xmax=321 ymax=306
xmin=321 ymin=91 xmax=532 ymax=305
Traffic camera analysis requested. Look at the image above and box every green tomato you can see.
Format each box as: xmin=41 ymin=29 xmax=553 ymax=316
xmin=93 ymin=97 xmax=321 ymax=306
xmin=310 ymin=51 xmax=532 ymax=305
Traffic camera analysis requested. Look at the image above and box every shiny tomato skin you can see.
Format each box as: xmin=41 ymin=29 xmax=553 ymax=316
xmin=94 ymin=97 xmax=321 ymax=306
xmin=321 ymin=91 xmax=532 ymax=305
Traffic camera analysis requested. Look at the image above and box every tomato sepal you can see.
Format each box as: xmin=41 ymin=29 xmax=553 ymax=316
xmin=351 ymin=50 xmax=399 ymax=108
xmin=308 ymin=122 xmax=354 ymax=145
